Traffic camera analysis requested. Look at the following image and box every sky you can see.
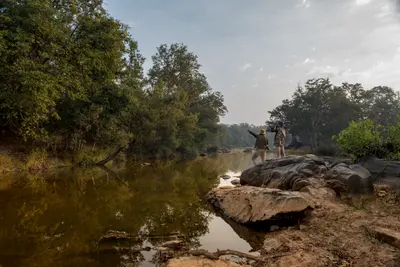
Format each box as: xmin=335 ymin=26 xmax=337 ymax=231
xmin=104 ymin=0 xmax=400 ymax=125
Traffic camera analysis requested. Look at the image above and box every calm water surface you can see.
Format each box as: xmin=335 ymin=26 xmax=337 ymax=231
xmin=0 ymin=152 xmax=275 ymax=267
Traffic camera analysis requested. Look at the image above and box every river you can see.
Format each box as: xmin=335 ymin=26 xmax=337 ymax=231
xmin=0 ymin=152 xmax=277 ymax=267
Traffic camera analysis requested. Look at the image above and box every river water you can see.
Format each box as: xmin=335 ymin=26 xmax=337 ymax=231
xmin=0 ymin=152 xmax=275 ymax=267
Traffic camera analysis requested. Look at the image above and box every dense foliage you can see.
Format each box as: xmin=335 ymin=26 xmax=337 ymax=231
xmin=333 ymin=119 xmax=400 ymax=159
xmin=268 ymin=78 xmax=400 ymax=150
xmin=0 ymin=0 xmax=226 ymax=160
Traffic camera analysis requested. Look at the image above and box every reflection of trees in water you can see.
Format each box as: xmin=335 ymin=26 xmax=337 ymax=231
xmin=0 ymin=154 xmax=247 ymax=267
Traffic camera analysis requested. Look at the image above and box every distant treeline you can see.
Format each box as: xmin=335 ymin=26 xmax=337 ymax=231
xmin=216 ymin=123 xmax=292 ymax=149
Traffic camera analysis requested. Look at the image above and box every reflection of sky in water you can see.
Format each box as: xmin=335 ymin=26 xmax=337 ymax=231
xmin=218 ymin=170 xmax=242 ymax=188
xmin=199 ymin=216 xmax=252 ymax=252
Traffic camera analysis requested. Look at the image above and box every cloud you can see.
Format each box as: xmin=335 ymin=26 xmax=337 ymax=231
xmin=356 ymin=0 xmax=372 ymax=5
xmin=259 ymin=67 xmax=264 ymax=72
xmin=302 ymin=57 xmax=316 ymax=64
xmin=344 ymin=54 xmax=400 ymax=86
xmin=267 ymin=74 xmax=276 ymax=80
xmin=306 ymin=65 xmax=341 ymax=77
xmin=241 ymin=63 xmax=252 ymax=71
xmin=374 ymin=4 xmax=391 ymax=19
xmin=297 ymin=0 xmax=311 ymax=8
xmin=252 ymin=83 xmax=259 ymax=88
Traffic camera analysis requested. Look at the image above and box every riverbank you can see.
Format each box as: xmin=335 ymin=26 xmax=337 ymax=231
xmin=163 ymin=190 xmax=400 ymax=267
xmin=0 ymin=145 xmax=113 ymax=173
xmin=159 ymin=155 xmax=400 ymax=267
xmin=0 ymin=144 xmax=243 ymax=174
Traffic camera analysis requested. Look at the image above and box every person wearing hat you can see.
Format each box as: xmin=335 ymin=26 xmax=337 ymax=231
xmin=252 ymin=128 xmax=268 ymax=165
xmin=272 ymin=121 xmax=286 ymax=158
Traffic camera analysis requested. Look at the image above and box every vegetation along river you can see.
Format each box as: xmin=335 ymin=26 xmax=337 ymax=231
xmin=0 ymin=152 xmax=278 ymax=267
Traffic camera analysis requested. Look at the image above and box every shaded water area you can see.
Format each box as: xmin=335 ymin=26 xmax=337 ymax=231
xmin=0 ymin=152 xmax=276 ymax=267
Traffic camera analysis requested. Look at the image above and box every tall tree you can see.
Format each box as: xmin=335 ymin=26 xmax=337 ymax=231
xmin=146 ymin=43 xmax=227 ymax=152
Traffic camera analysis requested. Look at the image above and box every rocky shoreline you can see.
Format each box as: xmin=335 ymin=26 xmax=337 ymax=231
xmin=166 ymin=154 xmax=400 ymax=267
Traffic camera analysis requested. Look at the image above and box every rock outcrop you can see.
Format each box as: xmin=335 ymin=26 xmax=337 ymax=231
xmin=209 ymin=155 xmax=400 ymax=229
xmin=207 ymin=186 xmax=313 ymax=225
xmin=324 ymin=163 xmax=373 ymax=194
xmin=240 ymin=155 xmax=327 ymax=191
xmin=358 ymin=156 xmax=400 ymax=192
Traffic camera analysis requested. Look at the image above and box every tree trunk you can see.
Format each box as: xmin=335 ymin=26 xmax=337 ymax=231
xmin=96 ymin=146 xmax=125 ymax=166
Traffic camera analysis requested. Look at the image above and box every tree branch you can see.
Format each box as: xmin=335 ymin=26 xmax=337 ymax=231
xmin=96 ymin=146 xmax=125 ymax=166
xmin=181 ymin=249 xmax=292 ymax=263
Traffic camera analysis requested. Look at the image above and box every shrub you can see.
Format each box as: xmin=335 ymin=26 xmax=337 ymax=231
xmin=386 ymin=118 xmax=400 ymax=153
xmin=333 ymin=120 xmax=382 ymax=159
xmin=26 ymin=148 xmax=48 ymax=170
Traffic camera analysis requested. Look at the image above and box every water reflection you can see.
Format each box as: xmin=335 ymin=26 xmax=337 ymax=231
xmin=0 ymin=153 xmax=261 ymax=267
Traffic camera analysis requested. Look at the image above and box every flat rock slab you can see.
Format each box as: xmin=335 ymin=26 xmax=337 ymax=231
xmin=240 ymin=155 xmax=327 ymax=191
xmin=207 ymin=186 xmax=313 ymax=224
xmin=365 ymin=226 xmax=400 ymax=249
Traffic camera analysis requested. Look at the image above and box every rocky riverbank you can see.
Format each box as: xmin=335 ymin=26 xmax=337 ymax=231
xmin=165 ymin=155 xmax=400 ymax=267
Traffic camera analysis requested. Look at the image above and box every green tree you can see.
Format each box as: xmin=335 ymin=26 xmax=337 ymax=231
xmin=333 ymin=120 xmax=382 ymax=158
xmin=0 ymin=1 xmax=227 ymax=161
xmin=132 ymin=43 xmax=227 ymax=158
xmin=268 ymin=78 xmax=399 ymax=150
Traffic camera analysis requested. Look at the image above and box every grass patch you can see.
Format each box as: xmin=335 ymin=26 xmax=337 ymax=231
xmin=0 ymin=153 xmax=15 ymax=173
xmin=26 ymin=148 xmax=48 ymax=171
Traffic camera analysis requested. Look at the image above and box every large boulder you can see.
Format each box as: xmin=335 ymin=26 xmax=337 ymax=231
xmin=358 ymin=156 xmax=400 ymax=192
xmin=324 ymin=163 xmax=373 ymax=194
xmin=240 ymin=155 xmax=327 ymax=191
xmin=206 ymin=186 xmax=313 ymax=225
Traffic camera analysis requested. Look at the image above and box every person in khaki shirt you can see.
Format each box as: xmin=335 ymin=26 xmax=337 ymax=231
xmin=252 ymin=129 xmax=268 ymax=165
xmin=272 ymin=121 xmax=286 ymax=158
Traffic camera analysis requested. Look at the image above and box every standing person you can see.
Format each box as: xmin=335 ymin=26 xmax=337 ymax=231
xmin=272 ymin=121 xmax=286 ymax=158
xmin=252 ymin=129 xmax=268 ymax=165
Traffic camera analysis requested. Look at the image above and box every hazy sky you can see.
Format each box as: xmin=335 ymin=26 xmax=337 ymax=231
xmin=104 ymin=0 xmax=400 ymax=125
